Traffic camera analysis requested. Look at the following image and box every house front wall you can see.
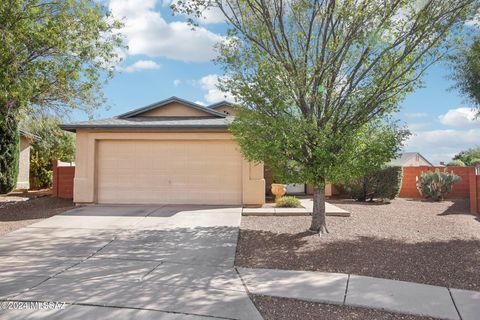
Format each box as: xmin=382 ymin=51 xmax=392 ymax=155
xmin=16 ymin=136 xmax=31 ymax=190
xmin=74 ymin=129 xmax=265 ymax=206
xmin=213 ymin=106 xmax=237 ymax=116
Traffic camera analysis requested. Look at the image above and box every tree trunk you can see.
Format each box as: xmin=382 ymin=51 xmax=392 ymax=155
xmin=309 ymin=185 xmax=329 ymax=234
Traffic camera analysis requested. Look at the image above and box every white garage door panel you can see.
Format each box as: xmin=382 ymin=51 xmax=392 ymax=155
xmin=96 ymin=140 xmax=242 ymax=204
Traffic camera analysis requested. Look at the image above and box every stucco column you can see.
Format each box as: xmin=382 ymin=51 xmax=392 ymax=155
xmin=242 ymin=160 xmax=265 ymax=206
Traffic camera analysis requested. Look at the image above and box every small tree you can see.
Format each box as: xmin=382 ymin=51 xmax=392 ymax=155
xmin=173 ymin=0 xmax=478 ymax=233
xmin=0 ymin=0 xmax=123 ymax=191
xmin=25 ymin=117 xmax=75 ymax=189
xmin=0 ymin=113 xmax=19 ymax=193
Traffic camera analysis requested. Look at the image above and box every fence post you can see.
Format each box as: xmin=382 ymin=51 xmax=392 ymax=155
xmin=51 ymin=160 xmax=58 ymax=197
xmin=468 ymin=167 xmax=478 ymax=214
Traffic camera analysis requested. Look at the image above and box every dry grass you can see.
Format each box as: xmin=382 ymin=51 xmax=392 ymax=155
xmin=236 ymin=198 xmax=480 ymax=290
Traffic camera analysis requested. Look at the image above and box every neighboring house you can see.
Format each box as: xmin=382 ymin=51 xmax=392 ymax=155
xmin=388 ymin=152 xmax=433 ymax=167
xmin=61 ymin=97 xmax=265 ymax=206
xmin=16 ymin=130 xmax=36 ymax=190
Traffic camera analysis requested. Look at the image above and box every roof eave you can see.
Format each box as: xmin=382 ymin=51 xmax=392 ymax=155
xmin=117 ymin=97 xmax=227 ymax=119
xmin=59 ymin=124 xmax=230 ymax=133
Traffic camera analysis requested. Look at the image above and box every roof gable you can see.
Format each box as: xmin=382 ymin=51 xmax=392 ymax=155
xmin=389 ymin=152 xmax=433 ymax=167
xmin=117 ymin=97 xmax=226 ymax=119
xmin=208 ymin=101 xmax=237 ymax=115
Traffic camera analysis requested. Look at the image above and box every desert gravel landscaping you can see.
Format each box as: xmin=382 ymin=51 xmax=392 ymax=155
xmin=251 ymin=295 xmax=436 ymax=320
xmin=0 ymin=192 xmax=74 ymax=236
xmin=236 ymin=198 xmax=480 ymax=291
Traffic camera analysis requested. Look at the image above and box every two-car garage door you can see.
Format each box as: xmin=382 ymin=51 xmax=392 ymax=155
xmin=96 ymin=140 xmax=242 ymax=205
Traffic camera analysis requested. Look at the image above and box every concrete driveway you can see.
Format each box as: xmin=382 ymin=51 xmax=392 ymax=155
xmin=0 ymin=205 xmax=262 ymax=320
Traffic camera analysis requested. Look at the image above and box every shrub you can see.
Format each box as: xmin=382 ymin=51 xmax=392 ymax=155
xmin=447 ymin=159 xmax=465 ymax=167
xmin=0 ymin=113 xmax=20 ymax=194
xmin=416 ymin=170 xmax=461 ymax=201
xmin=25 ymin=117 xmax=75 ymax=189
xmin=276 ymin=196 xmax=301 ymax=208
xmin=345 ymin=166 xmax=403 ymax=202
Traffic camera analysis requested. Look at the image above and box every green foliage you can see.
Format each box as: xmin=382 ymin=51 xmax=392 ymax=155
xmin=453 ymin=147 xmax=480 ymax=165
xmin=25 ymin=117 xmax=75 ymax=189
xmin=447 ymin=159 xmax=466 ymax=167
xmin=0 ymin=0 xmax=123 ymax=115
xmin=417 ymin=171 xmax=461 ymax=201
xmin=0 ymin=113 xmax=20 ymax=193
xmin=231 ymin=110 xmax=409 ymax=187
xmin=450 ymin=35 xmax=480 ymax=116
xmin=275 ymin=196 xmax=301 ymax=208
xmin=344 ymin=166 xmax=403 ymax=202
xmin=0 ymin=0 xmax=122 ymax=191
xmin=470 ymin=158 xmax=480 ymax=166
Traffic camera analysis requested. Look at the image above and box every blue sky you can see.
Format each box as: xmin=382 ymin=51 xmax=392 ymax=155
xmin=77 ymin=0 xmax=480 ymax=165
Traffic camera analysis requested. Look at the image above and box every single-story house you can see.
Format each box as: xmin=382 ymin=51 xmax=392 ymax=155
xmin=15 ymin=130 xmax=36 ymax=191
xmin=388 ymin=152 xmax=433 ymax=167
xmin=61 ymin=97 xmax=265 ymax=206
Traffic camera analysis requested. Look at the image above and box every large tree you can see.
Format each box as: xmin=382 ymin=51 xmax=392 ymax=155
xmin=174 ymin=0 xmax=478 ymax=234
xmin=0 ymin=0 xmax=123 ymax=192
xmin=450 ymin=34 xmax=480 ymax=116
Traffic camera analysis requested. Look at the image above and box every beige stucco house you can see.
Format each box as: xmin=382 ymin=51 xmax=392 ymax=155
xmin=16 ymin=130 xmax=34 ymax=191
xmin=61 ymin=97 xmax=265 ymax=206
xmin=388 ymin=152 xmax=433 ymax=167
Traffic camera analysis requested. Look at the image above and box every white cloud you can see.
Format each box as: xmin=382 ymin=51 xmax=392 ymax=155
xmin=109 ymin=0 xmax=223 ymax=62
xmin=194 ymin=100 xmax=206 ymax=106
xmin=438 ymin=107 xmax=480 ymax=127
xmin=405 ymin=128 xmax=480 ymax=164
xmin=197 ymin=74 xmax=234 ymax=103
xmin=198 ymin=7 xmax=226 ymax=24
xmin=173 ymin=79 xmax=181 ymax=87
xmin=407 ymin=122 xmax=430 ymax=131
xmin=119 ymin=60 xmax=161 ymax=72
xmin=466 ymin=13 xmax=480 ymax=27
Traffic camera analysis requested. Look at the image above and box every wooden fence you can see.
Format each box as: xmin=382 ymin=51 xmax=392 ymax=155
xmin=52 ymin=160 xmax=75 ymax=199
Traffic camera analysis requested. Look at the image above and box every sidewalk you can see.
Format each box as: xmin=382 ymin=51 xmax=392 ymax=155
xmin=243 ymin=200 xmax=350 ymax=217
xmin=237 ymin=267 xmax=480 ymax=320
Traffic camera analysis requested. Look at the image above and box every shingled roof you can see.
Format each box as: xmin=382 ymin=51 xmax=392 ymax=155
xmin=60 ymin=97 xmax=234 ymax=132
xmin=60 ymin=116 xmax=234 ymax=132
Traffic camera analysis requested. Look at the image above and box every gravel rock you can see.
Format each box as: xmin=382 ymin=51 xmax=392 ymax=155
xmin=0 ymin=193 xmax=73 ymax=236
xmin=236 ymin=198 xmax=480 ymax=290
xmin=251 ymin=295 xmax=436 ymax=320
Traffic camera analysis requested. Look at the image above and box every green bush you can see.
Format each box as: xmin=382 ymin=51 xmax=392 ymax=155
xmin=345 ymin=166 xmax=403 ymax=202
xmin=276 ymin=196 xmax=301 ymax=208
xmin=0 ymin=113 xmax=20 ymax=194
xmin=26 ymin=117 xmax=75 ymax=189
xmin=447 ymin=159 xmax=466 ymax=167
xmin=416 ymin=170 xmax=461 ymax=201
xmin=470 ymin=158 xmax=480 ymax=166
